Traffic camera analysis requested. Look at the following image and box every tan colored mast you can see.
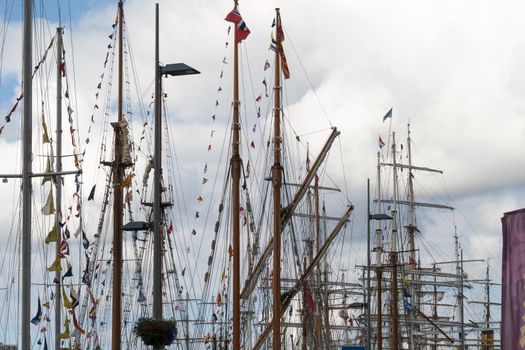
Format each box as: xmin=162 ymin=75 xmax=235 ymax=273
xmin=272 ymin=8 xmax=283 ymax=349
xmin=111 ymin=2 xmax=124 ymax=349
xmin=232 ymin=1 xmax=242 ymax=349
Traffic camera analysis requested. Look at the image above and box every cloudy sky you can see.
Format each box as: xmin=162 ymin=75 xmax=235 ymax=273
xmin=1 ymin=0 xmax=523 ymax=337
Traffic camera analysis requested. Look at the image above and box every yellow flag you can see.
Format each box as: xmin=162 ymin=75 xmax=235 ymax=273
xmin=41 ymin=188 xmax=55 ymax=215
xmin=59 ymin=317 xmax=70 ymax=339
xmin=47 ymin=256 xmax=62 ymax=272
xmin=45 ymin=219 xmax=59 ymax=244
xmin=62 ymin=285 xmax=73 ymax=309
xmin=42 ymin=117 xmax=50 ymax=144
xmin=122 ymin=173 xmax=134 ymax=188
xmin=41 ymin=157 xmax=52 ymax=184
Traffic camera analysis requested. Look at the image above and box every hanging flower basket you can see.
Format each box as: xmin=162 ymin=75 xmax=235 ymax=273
xmin=134 ymin=318 xmax=177 ymax=347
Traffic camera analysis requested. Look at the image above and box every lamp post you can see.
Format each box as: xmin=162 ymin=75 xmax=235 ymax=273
xmin=367 ymin=178 xmax=392 ymax=350
xmin=153 ymin=3 xmax=200 ymax=323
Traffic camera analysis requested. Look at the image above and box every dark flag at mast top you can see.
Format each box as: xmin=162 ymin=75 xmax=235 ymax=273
xmin=225 ymin=7 xmax=251 ymax=43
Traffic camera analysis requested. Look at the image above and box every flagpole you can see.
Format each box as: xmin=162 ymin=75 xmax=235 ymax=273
xmin=231 ymin=1 xmax=242 ymax=349
xmin=272 ymin=8 xmax=283 ymax=350
xmin=55 ymin=25 xmax=64 ymax=350
xmin=21 ymin=0 xmax=33 ymax=347
xmin=111 ymin=2 xmax=124 ymax=349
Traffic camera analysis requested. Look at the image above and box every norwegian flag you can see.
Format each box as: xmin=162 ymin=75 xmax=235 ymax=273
xmin=225 ymin=7 xmax=251 ymax=43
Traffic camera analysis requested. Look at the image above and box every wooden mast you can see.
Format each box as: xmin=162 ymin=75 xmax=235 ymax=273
xmin=21 ymin=0 xmax=32 ymax=348
xmin=272 ymin=8 xmax=283 ymax=349
xmin=376 ymin=151 xmax=383 ymax=350
xmin=111 ymin=2 xmax=124 ymax=349
xmin=55 ymin=26 xmax=64 ymax=350
xmin=153 ymin=1 xmax=163 ymax=323
xmin=390 ymin=132 xmax=399 ymax=350
xmin=232 ymin=2 xmax=241 ymax=350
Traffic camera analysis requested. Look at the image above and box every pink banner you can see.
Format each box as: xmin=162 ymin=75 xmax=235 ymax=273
xmin=502 ymin=208 xmax=525 ymax=349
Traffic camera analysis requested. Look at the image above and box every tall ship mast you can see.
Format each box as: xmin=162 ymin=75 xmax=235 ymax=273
xmin=366 ymin=122 xmax=501 ymax=349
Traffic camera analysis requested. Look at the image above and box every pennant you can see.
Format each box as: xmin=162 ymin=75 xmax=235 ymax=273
xmin=379 ymin=136 xmax=386 ymax=148
xmin=167 ymin=223 xmax=173 ymax=234
xmin=45 ymin=219 xmax=59 ymax=244
xmin=47 ymin=256 xmax=62 ymax=272
xmin=88 ymin=185 xmax=96 ymax=201
xmin=59 ymin=317 xmax=71 ymax=339
xmin=58 ymin=239 xmax=69 ymax=258
xmin=216 ymin=292 xmax=222 ymax=306
xmin=82 ymin=230 xmax=90 ymax=249
xmin=403 ymin=299 xmax=415 ymax=313
xmin=43 ymin=336 xmax=48 ymax=350
xmin=31 ymin=296 xmax=42 ymax=326
xmin=402 ymin=275 xmax=410 ymax=286
xmin=264 ymin=60 xmax=270 ymax=71
xmin=70 ymin=287 xmax=79 ymax=309
xmin=137 ymin=289 xmax=146 ymax=303
xmin=42 ymin=117 xmax=50 ymax=144
xmin=383 ymin=107 xmax=393 ymax=122
xmin=263 ymin=78 xmax=268 ymax=96
xmin=41 ymin=156 xmax=53 ymax=184
xmin=74 ymin=224 xmax=81 ymax=238
xmin=224 ymin=7 xmax=251 ymax=43
xmin=276 ymin=15 xmax=290 ymax=79
xmin=304 ymin=285 xmax=315 ymax=312
xmin=62 ymin=260 xmax=73 ymax=280
xmin=41 ymin=189 xmax=55 ymax=215
xmin=62 ymin=285 xmax=73 ymax=309
xmin=255 ymin=95 xmax=261 ymax=102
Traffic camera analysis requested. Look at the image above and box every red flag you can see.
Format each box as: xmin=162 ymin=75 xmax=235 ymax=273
xmin=304 ymin=285 xmax=315 ymax=312
xmin=225 ymin=7 xmax=250 ymax=43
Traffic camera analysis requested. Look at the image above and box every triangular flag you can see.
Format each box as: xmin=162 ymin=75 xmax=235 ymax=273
xmin=87 ymin=185 xmax=96 ymax=201
xmin=45 ymin=219 xmax=59 ymax=244
xmin=62 ymin=260 xmax=73 ymax=280
xmin=82 ymin=230 xmax=90 ymax=249
xmin=47 ymin=256 xmax=62 ymax=272
xmin=62 ymin=285 xmax=73 ymax=309
xmin=42 ymin=117 xmax=50 ymax=144
xmin=383 ymin=107 xmax=393 ymax=122
xmin=30 ymin=296 xmax=42 ymax=325
xmin=59 ymin=317 xmax=70 ymax=339
xmin=41 ymin=189 xmax=55 ymax=215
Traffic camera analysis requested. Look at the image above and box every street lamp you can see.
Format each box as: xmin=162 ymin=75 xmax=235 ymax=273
xmin=367 ymin=178 xmax=392 ymax=350
xmin=152 ymin=3 xmax=200 ymax=323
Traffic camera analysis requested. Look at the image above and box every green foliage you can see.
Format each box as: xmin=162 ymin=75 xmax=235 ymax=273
xmin=134 ymin=318 xmax=177 ymax=347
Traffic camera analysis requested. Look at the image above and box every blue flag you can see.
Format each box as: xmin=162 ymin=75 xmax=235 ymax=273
xmin=383 ymin=107 xmax=393 ymax=122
